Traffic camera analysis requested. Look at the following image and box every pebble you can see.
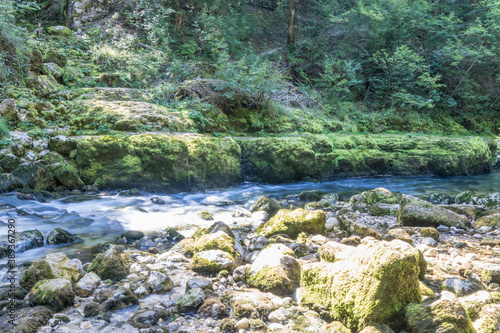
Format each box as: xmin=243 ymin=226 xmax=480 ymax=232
xmin=235 ymin=318 xmax=250 ymax=330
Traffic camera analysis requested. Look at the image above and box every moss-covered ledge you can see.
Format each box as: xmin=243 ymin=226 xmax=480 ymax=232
xmin=236 ymin=134 xmax=496 ymax=183
xmin=74 ymin=133 xmax=241 ymax=192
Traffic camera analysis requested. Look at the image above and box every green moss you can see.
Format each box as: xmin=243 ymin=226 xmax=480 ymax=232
xmin=419 ymin=227 xmax=440 ymax=241
xmin=247 ymin=265 xmax=299 ymax=296
xmin=192 ymin=232 xmax=237 ymax=257
xmin=475 ymin=214 xmax=500 ymax=228
xmin=259 ymin=208 xmax=326 ymax=239
xmin=198 ymin=211 xmax=214 ymax=220
xmin=191 ymin=256 xmax=223 ymax=274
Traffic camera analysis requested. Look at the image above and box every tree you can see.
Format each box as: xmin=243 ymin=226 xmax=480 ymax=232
xmin=287 ymin=0 xmax=296 ymax=45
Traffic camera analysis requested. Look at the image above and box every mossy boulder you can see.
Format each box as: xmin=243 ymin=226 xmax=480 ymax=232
xmin=46 ymin=228 xmax=80 ymax=245
xmin=192 ymin=231 xmax=237 ymax=257
xmin=20 ymin=252 xmax=83 ymax=289
xmin=16 ymin=229 xmax=44 ymax=252
xmin=0 ymin=173 xmax=23 ymax=192
xmin=473 ymin=304 xmax=500 ymax=333
xmin=75 ymin=134 xmax=241 ymax=192
xmin=191 ymin=250 xmax=236 ymax=274
xmin=176 ymin=287 xmax=206 ymax=313
xmin=398 ymin=195 xmax=468 ymax=228
xmin=87 ymin=245 xmax=129 ymax=281
xmin=47 ymin=26 xmax=72 ymax=36
xmin=250 ymin=195 xmax=280 ymax=216
xmin=299 ymin=190 xmax=324 ymax=202
xmin=419 ymin=227 xmax=440 ymax=241
xmin=0 ymin=98 xmax=19 ymax=123
xmin=246 ymin=244 xmax=300 ymax=296
xmin=300 ymin=239 xmax=425 ymax=331
xmin=359 ymin=324 xmax=395 ymax=333
xmin=222 ymin=290 xmax=280 ymax=320
xmin=28 ymin=278 xmax=75 ymax=311
xmin=405 ymin=295 xmax=476 ymax=333
xmin=318 ymin=241 xmax=355 ymax=262
xmin=338 ymin=212 xmax=385 ymax=239
xmin=258 ymin=208 xmax=326 ymax=238
xmin=350 ymin=187 xmax=401 ymax=206
xmin=54 ymin=168 xmax=85 ymax=190
xmin=12 ymin=162 xmax=54 ymax=191
xmin=198 ymin=211 xmax=214 ymax=220
xmin=0 ymin=306 xmax=53 ymax=333
xmin=25 ymin=75 xmax=62 ymax=97
xmin=74 ymin=272 xmax=101 ymax=297
xmin=48 ymin=135 xmax=77 ymax=156
xmin=0 ymin=153 xmax=22 ymax=172
xmin=475 ymin=214 xmax=500 ymax=229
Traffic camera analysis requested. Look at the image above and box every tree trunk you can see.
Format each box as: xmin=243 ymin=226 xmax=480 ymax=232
xmin=287 ymin=0 xmax=296 ymax=46
xmin=66 ymin=0 xmax=72 ymax=27
xmin=173 ymin=0 xmax=182 ymax=30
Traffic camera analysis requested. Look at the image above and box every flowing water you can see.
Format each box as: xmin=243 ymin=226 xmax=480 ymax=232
xmin=1 ymin=170 xmax=499 ymax=268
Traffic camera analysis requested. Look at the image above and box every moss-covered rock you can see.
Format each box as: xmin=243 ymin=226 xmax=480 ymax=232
xmin=54 ymin=168 xmax=85 ymax=190
xmin=473 ymin=304 xmax=500 ymax=333
xmin=388 ymin=228 xmax=413 ymax=244
xmin=419 ymin=227 xmax=440 ymax=241
xmin=176 ymin=287 xmax=206 ymax=313
xmin=350 ymin=187 xmax=401 ymax=205
xmin=0 ymin=305 xmax=53 ymax=333
xmin=300 ymin=239 xmax=425 ymax=331
xmin=20 ymin=252 xmax=82 ymax=290
xmin=237 ymin=135 xmax=494 ymax=183
xmin=405 ymin=296 xmax=476 ymax=333
xmin=48 ymin=135 xmax=77 ymax=156
xmin=460 ymin=291 xmax=500 ymax=321
xmin=87 ymin=245 xmax=129 ymax=281
xmin=250 ymin=195 xmax=281 ymax=216
xmin=191 ymin=250 xmax=236 ymax=274
xmin=359 ymin=324 xmax=395 ymax=333
xmin=28 ymin=278 xmax=75 ymax=311
xmin=338 ymin=211 xmax=385 ymax=239
xmin=398 ymin=195 xmax=469 ymax=228
xmin=12 ymin=162 xmax=55 ymax=191
xmin=258 ymin=208 xmax=326 ymax=238
xmin=75 ymin=134 xmax=241 ymax=192
xmin=25 ymin=75 xmax=62 ymax=97
xmin=246 ymin=244 xmax=300 ymax=296
xmin=222 ymin=290 xmax=279 ymax=320
xmin=47 ymin=26 xmax=72 ymax=36
xmin=46 ymin=228 xmax=80 ymax=245
xmin=192 ymin=231 xmax=237 ymax=257
xmin=475 ymin=214 xmax=500 ymax=229
xmin=318 ymin=241 xmax=355 ymax=262
xmin=16 ymin=229 xmax=44 ymax=252
xmin=198 ymin=211 xmax=214 ymax=220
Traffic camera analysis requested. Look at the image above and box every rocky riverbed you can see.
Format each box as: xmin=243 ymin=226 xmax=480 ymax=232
xmin=2 ymin=186 xmax=500 ymax=333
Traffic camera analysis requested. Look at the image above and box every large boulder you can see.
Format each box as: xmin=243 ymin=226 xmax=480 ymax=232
xmin=48 ymin=135 xmax=77 ymax=156
xmin=27 ymin=278 xmax=75 ymax=311
xmin=0 ymin=98 xmax=18 ymax=123
xmin=25 ymin=75 xmax=62 ymax=97
xmin=473 ymin=304 xmax=500 ymax=333
xmin=0 ymin=173 xmax=23 ymax=192
xmin=12 ymin=162 xmax=54 ymax=191
xmin=350 ymin=187 xmax=400 ymax=206
xmin=405 ymin=293 xmax=475 ymax=333
xmin=0 ymin=306 xmax=53 ymax=333
xmin=20 ymin=252 xmax=83 ymax=289
xmin=246 ymin=244 xmax=300 ymax=296
xmin=16 ymin=229 xmax=44 ymax=252
xmin=87 ymin=245 xmax=129 ymax=281
xmin=191 ymin=250 xmax=236 ymax=274
xmin=258 ymin=208 xmax=326 ymax=238
xmin=300 ymin=238 xmax=425 ymax=331
xmin=398 ymin=195 xmax=468 ymax=228
xmin=75 ymin=134 xmax=241 ymax=192
xmin=192 ymin=231 xmax=238 ymax=256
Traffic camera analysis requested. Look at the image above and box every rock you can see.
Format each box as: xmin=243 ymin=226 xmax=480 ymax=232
xmin=46 ymin=227 xmax=80 ymax=245
xmin=235 ymin=317 xmax=250 ymax=330
xmin=47 ymin=26 xmax=72 ymax=36
xmin=198 ymin=295 xmax=227 ymax=318
xmin=299 ymin=190 xmax=324 ymax=202
xmin=0 ymin=154 xmax=21 ymax=172
xmin=138 ymin=236 xmax=156 ymax=250
xmin=476 ymin=263 xmax=500 ymax=285
xmin=475 ymin=214 xmax=500 ymax=228
xmin=338 ymin=211 xmax=384 ymax=239
xmin=191 ymin=250 xmax=236 ymax=274
xmin=54 ymin=168 xmax=85 ymax=190
xmin=145 ymin=271 xmax=173 ymax=293
xmin=198 ymin=211 xmax=214 ymax=220
xmin=258 ymin=208 xmax=326 ymax=238
xmin=429 ymin=193 xmax=454 ymax=205
xmin=325 ymin=216 xmax=340 ymax=231
xmin=369 ymin=203 xmax=400 ymax=216
xmin=318 ymin=241 xmax=355 ymax=262
xmin=0 ymin=173 xmax=23 ymax=192
xmin=250 ymin=195 xmax=281 ymax=216
xmin=16 ymin=229 xmax=44 ymax=252
xmin=28 ymin=278 xmax=75 ymax=311
xmin=405 ymin=293 xmax=475 ymax=333
xmin=442 ymin=277 xmax=481 ymax=296
xmin=128 ymin=309 xmax=162 ymax=328
xmin=176 ymin=287 xmax=206 ymax=313
xmin=74 ymin=272 xmax=101 ymax=297
xmin=0 ymin=98 xmax=18 ymax=123
xmin=87 ymin=245 xmax=129 ymax=281
xmin=223 ymin=290 xmax=280 ymax=320
xmin=95 ymin=285 xmax=139 ymax=310
xmin=48 ymin=135 xmax=77 ymax=156
xmin=12 ymin=162 xmax=54 ymax=191
xmin=121 ymin=230 xmax=145 ymax=242
xmin=350 ymin=187 xmax=400 ymax=206
xmin=247 ymin=244 xmax=300 ymax=296
xmin=473 ymin=304 xmax=500 ymax=332
xmin=42 ymin=62 xmax=63 ymax=81
xmin=75 ymin=133 xmax=241 ymax=192
xmin=388 ymin=228 xmax=413 ymax=244
xmin=192 ymin=231 xmax=238 ymax=256
xmin=25 ymin=75 xmax=62 ymax=97
xmin=150 ymin=197 xmax=165 ymax=204
xmin=186 ymin=278 xmax=213 ymax=292
xmin=20 ymin=252 xmax=83 ymax=289
xmin=0 ymin=306 xmax=53 ymax=333
xmin=398 ymin=195 xmax=468 ymax=228
xmin=83 ymin=302 xmax=109 ymax=321
xmin=300 ymin=239 xmax=426 ymax=331
xmin=419 ymin=227 xmax=440 ymax=241
xmin=248 ymin=235 xmax=270 ymax=251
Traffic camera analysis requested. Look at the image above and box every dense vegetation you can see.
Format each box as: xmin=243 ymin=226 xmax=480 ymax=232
xmin=1 ymin=0 xmax=499 ymax=135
